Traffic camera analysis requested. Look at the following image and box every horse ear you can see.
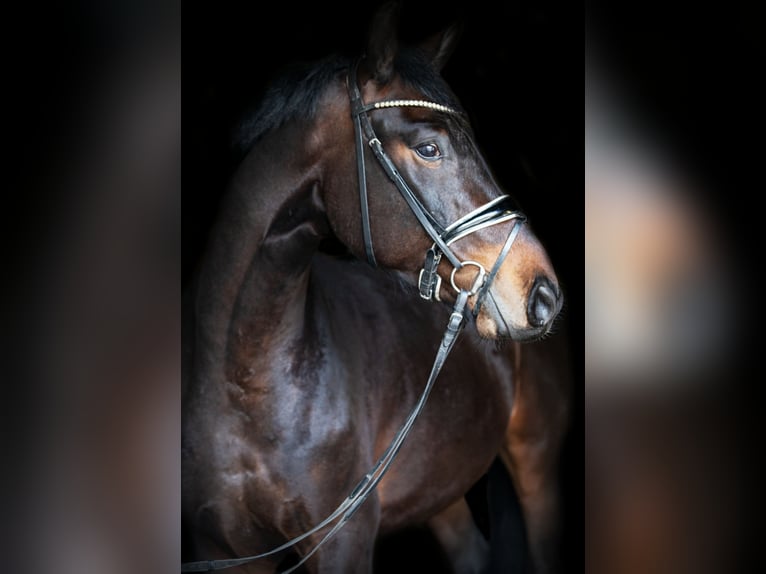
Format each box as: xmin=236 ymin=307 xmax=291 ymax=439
xmin=366 ymin=2 xmax=400 ymax=84
xmin=419 ymin=23 xmax=462 ymax=72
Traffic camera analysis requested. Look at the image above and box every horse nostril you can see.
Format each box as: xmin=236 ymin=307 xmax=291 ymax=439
xmin=527 ymin=277 xmax=559 ymax=327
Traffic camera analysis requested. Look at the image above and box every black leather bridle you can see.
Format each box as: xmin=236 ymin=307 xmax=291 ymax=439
xmin=181 ymin=60 xmax=526 ymax=573
xmin=347 ymin=59 xmax=525 ymax=312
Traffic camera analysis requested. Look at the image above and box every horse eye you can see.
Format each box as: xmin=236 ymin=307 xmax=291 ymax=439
xmin=415 ymin=143 xmax=441 ymax=160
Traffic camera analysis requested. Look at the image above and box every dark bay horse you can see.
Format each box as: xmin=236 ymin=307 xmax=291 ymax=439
xmin=183 ymin=5 xmax=570 ymax=573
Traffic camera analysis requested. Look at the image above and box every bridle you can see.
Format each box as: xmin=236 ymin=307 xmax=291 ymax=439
xmin=181 ymin=59 xmax=526 ymax=573
xmin=347 ymin=59 xmax=525 ymax=310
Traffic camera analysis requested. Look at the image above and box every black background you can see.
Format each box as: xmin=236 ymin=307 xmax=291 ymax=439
xmin=185 ymin=0 xmax=583 ymax=571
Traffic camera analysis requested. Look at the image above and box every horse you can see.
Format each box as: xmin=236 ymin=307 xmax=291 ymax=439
xmin=183 ymin=4 xmax=570 ymax=573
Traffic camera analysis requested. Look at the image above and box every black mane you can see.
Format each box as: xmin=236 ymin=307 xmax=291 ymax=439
xmin=232 ymin=55 xmax=349 ymax=155
xmin=233 ymin=49 xmax=467 ymax=156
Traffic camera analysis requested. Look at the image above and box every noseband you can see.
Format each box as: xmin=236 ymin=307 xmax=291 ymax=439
xmin=182 ymin=60 xmax=526 ymax=573
xmin=347 ymin=59 xmax=525 ymax=314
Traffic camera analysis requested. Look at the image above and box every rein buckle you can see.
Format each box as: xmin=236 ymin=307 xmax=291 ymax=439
xmin=418 ymin=247 xmax=443 ymax=301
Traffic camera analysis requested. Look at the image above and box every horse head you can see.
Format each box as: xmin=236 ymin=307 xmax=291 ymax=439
xmin=313 ymin=4 xmax=562 ymax=341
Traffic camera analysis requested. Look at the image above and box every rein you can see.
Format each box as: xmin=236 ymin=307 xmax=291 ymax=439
xmin=181 ymin=60 xmax=525 ymax=573
xmin=183 ymin=292 xmax=471 ymax=573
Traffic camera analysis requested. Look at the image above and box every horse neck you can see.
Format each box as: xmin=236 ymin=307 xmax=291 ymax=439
xmin=192 ymin=120 xmax=328 ymax=391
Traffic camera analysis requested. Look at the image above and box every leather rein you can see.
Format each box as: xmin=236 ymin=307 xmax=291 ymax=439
xmin=181 ymin=60 xmax=525 ymax=573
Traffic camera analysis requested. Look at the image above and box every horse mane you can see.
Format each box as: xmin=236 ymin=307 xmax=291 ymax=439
xmin=232 ymin=49 xmax=468 ymax=157
xmin=232 ymin=55 xmax=349 ymax=155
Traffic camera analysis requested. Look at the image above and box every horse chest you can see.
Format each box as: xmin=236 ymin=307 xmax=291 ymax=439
xmin=371 ymin=345 xmax=515 ymax=530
